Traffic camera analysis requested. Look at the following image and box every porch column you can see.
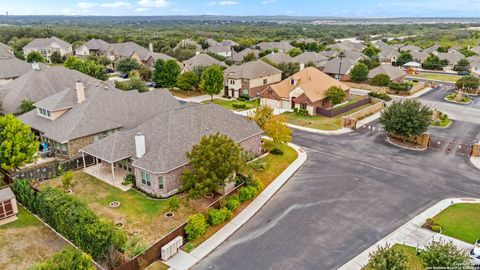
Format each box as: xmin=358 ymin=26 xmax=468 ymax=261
xmin=82 ymin=152 xmax=86 ymax=169
xmin=96 ymin=157 xmax=100 ymax=178
xmin=111 ymin=162 xmax=116 ymax=185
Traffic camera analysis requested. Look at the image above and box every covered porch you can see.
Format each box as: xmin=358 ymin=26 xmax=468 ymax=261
xmin=81 ymin=153 xmax=132 ymax=191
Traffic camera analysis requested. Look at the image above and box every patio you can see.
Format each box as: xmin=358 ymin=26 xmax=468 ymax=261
xmin=83 ymin=161 xmax=131 ymax=191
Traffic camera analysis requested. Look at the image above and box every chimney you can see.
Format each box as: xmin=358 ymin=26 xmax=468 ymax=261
xmin=32 ymin=62 xmax=40 ymax=71
xmin=75 ymin=80 xmax=86 ymax=104
xmin=135 ymin=133 xmax=146 ymax=158
xmin=300 ymin=63 xmax=305 ymax=70
xmin=149 ymin=43 xmax=154 ymax=53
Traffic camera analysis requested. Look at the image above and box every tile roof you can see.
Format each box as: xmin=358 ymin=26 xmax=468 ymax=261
xmin=224 ymin=60 xmax=281 ymax=80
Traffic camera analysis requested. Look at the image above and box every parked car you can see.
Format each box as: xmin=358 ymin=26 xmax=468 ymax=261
xmin=119 ymin=73 xmax=128 ymax=79
xmin=469 ymin=239 xmax=480 ymax=265
xmin=145 ymin=82 xmax=157 ymax=88
xmin=458 ymin=71 xmax=470 ymax=76
xmin=105 ymin=68 xmax=115 ymax=74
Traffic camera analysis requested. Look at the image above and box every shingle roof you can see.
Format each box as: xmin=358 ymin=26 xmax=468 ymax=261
xmin=0 ymin=57 xmax=33 ymax=80
xmin=437 ymin=52 xmax=464 ymax=64
xmin=207 ymin=45 xmax=231 ymax=54
xmin=423 ymin=44 xmax=440 ymax=54
xmin=19 ymin=85 xmax=182 ymax=143
xmin=319 ymin=50 xmax=338 ymax=59
xmin=23 ymin=36 xmax=71 ymax=50
xmin=328 ymin=41 xmax=366 ymax=52
xmin=0 ymin=187 xmax=15 ymax=202
xmin=411 ymin=51 xmax=429 ymax=62
xmin=224 ymin=60 xmax=281 ymax=80
xmin=108 ymin=42 xmax=150 ymax=59
xmin=232 ymin=48 xmax=259 ymax=62
xmin=0 ymin=66 xmax=92 ymax=114
xmin=378 ymin=48 xmax=400 ymax=60
xmin=83 ymin=39 xmax=110 ymax=51
xmin=368 ymin=64 xmax=406 ymax=80
xmin=81 ymin=103 xmax=262 ymax=173
xmin=322 ymin=57 xmax=357 ymax=75
xmin=182 ymin=54 xmax=227 ymax=72
xmin=0 ymin=42 xmax=13 ymax=56
xmin=262 ymin=52 xmax=293 ymax=64
xmin=292 ymin=52 xmax=328 ymax=66
xmin=264 ymin=67 xmax=349 ymax=102
xmin=175 ymin=39 xmax=202 ymax=51
xmin=256 ymin=41 xmax=294 ymax=52
xmin=343 ymin=50 xmax=369 ymax=61
xmin=400 ymin=45 xmax=422 ymax=52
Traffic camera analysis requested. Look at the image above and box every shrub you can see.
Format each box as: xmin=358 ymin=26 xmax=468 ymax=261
xmin=431 ymin=225 xmax=442 ymax=233
xmin=11 ymin=179 xmax=38 ymax=212
xmin=124 ymin=236 xmax=147 ymax=258
xmin=368 ymin=91 xmax=392 ymax=101
xmin=122 ymin=173 xmax=135 ymax=186
xmin=62 ymin=171 xmax=73 ymax=190
xmin=270 ymin=148 xmax=284 ymax=155
xmin=208 ymin=207 xmax=232 ymax=226
xmin=250 ymin=160 xmax=266 ymax=171
xmin=389 ymin=81 xmax=413 ymax=92
xmin=295 ymin=108 xmax=309 ymax=115
xmin=239 ymin=94 xmax=250 ymax=101
xmin=371 ymin=74 xmax=391 ymax=87
xmin=232 ymin=102 xmax=247 ymax=109
xmin=168 ymin=195 xmax=180 ymax=212
xmin=293 ymin=107 xmax=299 ymax=113
xmin=420 ymin=239 xmax=471 ymax=269
xmin=31 ymin=247 xmax=95 ymax=270
xmin=367 ymin=244 xmax=408 ymax=270
xmin=225 ymin=196 xmax=241 ymax=211
xmin=185 ymin=214 xmax=209 ymax=241
xmin=238 ymin=186 xmax=259 ymax=202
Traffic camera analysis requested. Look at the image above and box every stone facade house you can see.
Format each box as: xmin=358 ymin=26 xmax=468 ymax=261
xmin=260 ymin=67 xmax=350 ymax=115
xmin=81 ymin=103 xmax=263 ymax=198
xmin=75 ymin=39 xmax=111 ymax=56
xmin=23 ymin=37 xmax=73 ymax=63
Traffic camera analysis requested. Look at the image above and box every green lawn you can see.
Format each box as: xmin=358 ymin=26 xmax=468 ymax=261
xmin=281 ymin=103 xmax=374 ymax=130
xmin=413 ymin=73 xmax=462 ymax=83
xmin=432 ymin=203 xmax=480 ymax=244
xmin=202 ymin=99 xmax=260 ymax=111
xmin=362 ymin=244 xmax=424 ymax=270
xmin=0 ymin=205 xmax=41 ymax=230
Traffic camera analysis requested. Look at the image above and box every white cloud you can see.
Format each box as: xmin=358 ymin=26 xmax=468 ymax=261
xmin=135 ymin=7 xmax=149 ymax=11
xmin=137 ymin=0 xmax=168 ymax=7
xmin=219 ymin=1 xmax=239 ymax=5
xmin=76 ymin=2 xmax=97 ymax=9
xmin=261 ymin=0 xmax=277 ymax=4
xmin=101 ymin=2 xmax=132 ymax=9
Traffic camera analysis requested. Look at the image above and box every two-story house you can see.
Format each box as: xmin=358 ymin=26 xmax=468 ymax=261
xmin=23 ymin=37 xmax=73 ymax=63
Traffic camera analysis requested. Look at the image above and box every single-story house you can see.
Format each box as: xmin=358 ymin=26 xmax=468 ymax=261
xmin=260 ymin=67 xmax=350 ymax=115
xmin=262 ymin=52 xmax=293 ymax=64
xmin=23 ymin=37 xmax=73 ymax=63
xmin=80 ymin=103 xmax=263 ymax=198
xmin=423 ymin=44 xmax=440 ymax=54
xmin=175 ymin=38 xmax=203 ymax=51
xmin=0 ymin=187 xmax=18 ymax=225
xmin=207 ymin=45 xmax=232 ymax=58
xmin=343 ymin=50 xmax=369 ymax=62
xmin=292 ymin=52 xmax=328 ymax=68
xmin=378 ymin=48 xmax=400 ymax=64
xmin=223 ymin=60 xmax=282 ymax=98
xmin=181 ymin=53 xmax=227 ymax=72
xmin=368 ymin=64 xmax=406 ymax=82
xmin=256 ymin=41 xmax=294 ymax=53
xmin=448 ymin=46 xmax=462 ymax=54
xmin=0 ymin=65 xmax=92 ymax=115
xmin=75 ymin=39 xmax=110 ymax=56
xmin=411 ymin=51 xmax=430 ymax=63
xmin=436 ymin=52 xmax=464 ymax=69
xmin=322 ymin=57 xmax=357 ymax=81
xmin=400 ymin=45 xmax=422 ymax=53
xmin=19 ymin=82 xmax=182 ymax=159
xmin=373 ymin=40 xmax=391 ymax=51
xmin=232 ymin=48 xmax=260 ymax=63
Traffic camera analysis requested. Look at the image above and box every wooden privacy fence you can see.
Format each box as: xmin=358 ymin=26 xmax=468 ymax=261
xmin=316 ymin=97 xmax=371 ymax=117
xmin=113 ymin=183 xmax=244 ymax=270
xmin=341 ymin=100 xmax=385 ymax=129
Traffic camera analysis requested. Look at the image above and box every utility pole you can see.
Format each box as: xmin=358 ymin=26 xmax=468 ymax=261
xmin=337 ymin=51 xmax=345 ymax=81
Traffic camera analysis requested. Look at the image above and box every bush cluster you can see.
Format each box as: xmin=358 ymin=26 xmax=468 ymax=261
xmin=122 ymin=173 xmax=136 ymax=186
xmin=370 ymin=74 xmax=391 ymax=87
xmin=368 ymin=91 xmax=392 ymax=101
xmin=225 ymin=195 xmax=241 ymax=211
xmin=238 ymin=185 xmax=260 ymax=202
xmin=208 ymin=207 xmax=233 ymax=226
xmin=232 ymin=102 xmax=247 ymax=109
xmin=185 ymin=214 xmax=209 ymax=241
xmin=249 ymin=160 xmax=267 ymax=171
xmin=270 ymin=148 xmax=284 ymax=155
xmin=389 ymin=81 xmax=413 ymax=92
xmin=11 ymin=180 xmax=126 ymax=262
xmin=238 ymin=94 xmax=250 ymax=101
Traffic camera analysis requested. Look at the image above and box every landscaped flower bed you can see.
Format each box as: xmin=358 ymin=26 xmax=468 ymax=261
xmin=444 ymin=93 xmax=472 ymax=104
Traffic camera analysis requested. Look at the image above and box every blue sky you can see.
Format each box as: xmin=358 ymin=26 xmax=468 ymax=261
xmin=2 ymin=0 xmax=480 ymax=17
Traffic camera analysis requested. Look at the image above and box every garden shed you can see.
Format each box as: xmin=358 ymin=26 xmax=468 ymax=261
xmin=0 ymin=187 xmax=18 ymax=225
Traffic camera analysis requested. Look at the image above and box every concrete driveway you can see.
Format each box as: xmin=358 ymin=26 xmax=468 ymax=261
xmin=194 ymin=124 xmax=480 ymax=270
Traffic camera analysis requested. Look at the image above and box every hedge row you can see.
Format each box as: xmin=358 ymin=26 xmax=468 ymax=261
xmin=11 ymin=179 xmax=126 ymax=262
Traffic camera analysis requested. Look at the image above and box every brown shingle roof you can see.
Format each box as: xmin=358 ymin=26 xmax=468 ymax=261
xmin=224 ymin=60 xmax=281 ymax=80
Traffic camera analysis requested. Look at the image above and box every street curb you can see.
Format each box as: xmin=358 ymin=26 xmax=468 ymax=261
xmin=174 ymin=143 xmax=307 ymax=269
xmin=338 ymin=198 xmax=479 ymax=270
xmin=286 ymin=123 xmax=353 ymax=135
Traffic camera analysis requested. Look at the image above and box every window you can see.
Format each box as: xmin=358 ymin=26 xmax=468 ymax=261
xmin=38 ymin=108 xmax=51 ymax=118
xmin=141 ymin=171 xmax=151 ymax=187
xmin=158 ymin=176 xmax=164 ymax=190
xmin=263 ymin=79 xmax=268 ymax=85
xmin=230 ymin=80 xmax=235 ymax=85
xmin=300 ymin=103 xmax=307 ymax=110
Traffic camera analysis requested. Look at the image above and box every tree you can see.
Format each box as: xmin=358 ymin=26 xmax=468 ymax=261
xmin=199 ymin=65 xmax=224 ymax=101
xmin=242 ymin=52 xmax=257 ymax=63
xmin=380 ymin=99 xmax=432 ymax=141
xmin=371 ymin=74 xmax=391 ymax=87
xmin=325 ymin=86 xmax=346 ymax=106
xmin=277 ymin=62 xmax=300 ymax=79
xmin=423 ymin=54 xmax=447 ymax=70
xmin=363 ymin=46 xmax=379 ymax=58
xmin=0 ymin=115 xmax=38 ymax=183
xmin=152 ymin=59 xmax=181 ymax=89
xmin=26 ymin=51 xmax=45 ymax=63
xmin=454 ymin=58 xmax=470 ymax=72
xmin=50 ymin=51 xmax=63 ymax=64
xmin=115 ymin=77 xmax=149 ymax=93
xmin=456 ymin=75 xmax=479 ymax=93
xmin=64 ymin=56 xmax=107 ymax=80
xmin=420 ymin=240 xmax=471 ymax=269
xmin=264 ymin=117 xmax=292 ymax=146
xmin=288 ymin=48 xmax=302 ymax=57
xmin=247 ymin=105 xmax=273 ymax=130
xmin=396 ymin=52 xmax=413 ymax=67
xmin=138 ymin=65 xmax=152 ymax=81
xmin=176 ymin=71 xmax=199 ymax=94
xmin=116 ymin=58 xmax=140 ymax=74
xmin=31 ymin=247 xmax=95 ymax=270
xmin=349 ymin=63 xmax=369 ymax=83
xmin=19 ymin=99 xmax=35 ymax=114
xmin=62 ymin=171 xmax=74 ymax=190
xmin=180 ymin=133 xmax=245 ymax=198
xmin=367 ymin=244 xmax=407 ymax=270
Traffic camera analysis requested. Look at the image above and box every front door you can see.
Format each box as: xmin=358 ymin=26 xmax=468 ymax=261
xmin=291 ymin=97 xmax=296 ymax=109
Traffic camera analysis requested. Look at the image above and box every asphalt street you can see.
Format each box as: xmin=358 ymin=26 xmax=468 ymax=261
xmin=194 ymin=124 xmax=480 ymax=270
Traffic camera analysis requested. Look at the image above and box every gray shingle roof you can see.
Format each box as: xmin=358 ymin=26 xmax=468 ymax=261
xmin=81 ymin=103 xmax=262 ymax=173
xmin=0 ymin=57 xmax=32 ymax=80
xmin=378 ymin=48 xmax=400 ymax=60
xmin=400 ymin=45 xmax=422 ymax=52
xmin=322 ymin=57 xmax=357 ymax=75
xmin=0 ymin=187 xmax=15 ymax=202
xmin=256 ymin=41 xmax=294 ymax=52
xmin=437 ymin=52 xmax=464 ymax=64
xmin=292 ymin=52 xmax=328 ymax=66
xmin=368 ymin=64 xmax=406 ymax=80
xmin=83 ymin=39 xmax=110 ymax=51
xmin=262 ymin=52 xmax=293 ymax=64
xmin=23 ymin=36 xmax=71 ymax=50
xmin=411 ymin=51 xmax=429 ymax=62
xmin=182 ymin=54 xmax=227 ymax=72
xmin=423 ymin=44 xmax=440 ymax=54
xmin=19 ymin=85 xmax=182 ymax=144
xmin=0 ymin=42 xmax=13 ymax=56
xmin=224 ymin=60 xmax=281 ymax=80
xmin=108 ymin=42 xmax=148 ymax=59
xmin=207 ymin=45 xmax=231 ymax=54
xmin=0 ymin=66 xmax=92 ymax=114
xmin=232 ymin=48 xmax=259 ymax=62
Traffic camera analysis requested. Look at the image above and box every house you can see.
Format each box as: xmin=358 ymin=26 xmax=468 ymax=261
xmin=0 ymin=65 xmax=91 ymax=115
xmin=327 ymin=41 xmax=366 ymax=52
xmin=80 ymin=103 xmax=263 ymax=198
xmin=0 ymin=55 xmax=34 ymax=86
xmin=232 ymin=48 xmax=260 ymax=63
xmin=378 ymin=48 xmax=400 ymax=64
xmin=470 ymin=46 xmax=480 ymax=55
xmin=448 ymin=46 xmax=462 ymax=54
xmin=295 ymin=38 xmax=316 ymax=44
xmin=0 ymin=42 xmax=13 ymax=55
xmin=322 ymin=57 xmax=357 ymax=81
xmin=206 ymin=38 xmax=219 ymax=47
xmin=292 ymin=52 xmax=328 ymax=68
xmin=319 ymin=50 xmax=339 ymax=59
xmin=181 ymin=53 xmax=227 ymax=72
xmin=256 ymin=41 xmax=294 ymax=53
xmin=223 ymin=60 xmax=282 ymax=98
xmin=18 ymin=82 xmax=182 ymax=159
xmin=23 ymin=37 xmax=73 ymax=63
xmin=368 ymin=64 xmax=406 ymax=82
xmin=106 ymin=42 xmax=173 ymax=68
xmin=437 ymin=52 xmax=464 ymax=69
xmin=411 ymin=51 xmax=429 ymax=63
xmin=75 ymin=39 xmax=110 ymax=56
xmin=219 ymin=40 xmax=238 ymax=47
xmin=260 ymin=67 xmax=350 ymax=115
xmin=175 ymin=38 xmax=202 ymax=51
xmin=373 ymin=40 xmax=391 ymax=51
xmin=343 ymin=50 xmax=369 ymax=62
xmin=423 ymin=44 xmax=440 ymax=54
xmin=262 ymin=52 xmax=293 ymax=64
xmin=207 ymin=45 xmax=232 ymax=58
xmin=469 ymin=60 xmax=480 ymax=76
xmin=0 ymin=187 xmax=18 ymax=225
xmin=400 ymin=45 xmax=422 ymax=53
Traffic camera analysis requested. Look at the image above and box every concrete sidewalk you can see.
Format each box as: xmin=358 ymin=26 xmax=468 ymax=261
xmin=338 ymin=198 xmax=478 ymax=270
xmin=165 ymin=143 xmax=308 ymax=270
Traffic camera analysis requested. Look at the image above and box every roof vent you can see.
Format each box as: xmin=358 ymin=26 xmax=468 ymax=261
xmin=104 ymin=86 xmax=109 ymax=90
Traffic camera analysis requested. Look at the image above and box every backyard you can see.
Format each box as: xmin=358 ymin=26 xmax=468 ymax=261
xmin=412 ymin=73 xmax=462 ymax=83
xmin=362 ymin=244 xmax=424 ymax=270
xmin=432 ymin=203 xmax=480 ymax=244
xmin=169 ymin=89 xmax=204 ymax=99
xmin=281 ymin=103 xmax=374 ymax=130
xmin=201 ymin=98 xmax=260 ymax=111
xmin=0 ymin=206 xmax=66 ymax=270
